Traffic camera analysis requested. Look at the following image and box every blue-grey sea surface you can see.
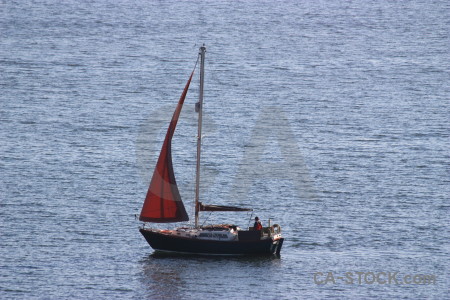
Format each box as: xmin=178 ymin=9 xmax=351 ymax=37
xmin=1 ymin=0 xmax=448 ymax=299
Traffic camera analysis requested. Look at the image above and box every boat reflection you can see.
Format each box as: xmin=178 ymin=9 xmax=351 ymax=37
xmin=139 ymin=251 xmax=282 ymax=299
xmin=139 ymin=254 xmax=186 ymax=300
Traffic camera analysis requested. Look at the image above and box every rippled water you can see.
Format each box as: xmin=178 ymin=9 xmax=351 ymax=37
xmin=1 ymin=0 xmax=448 ymax=299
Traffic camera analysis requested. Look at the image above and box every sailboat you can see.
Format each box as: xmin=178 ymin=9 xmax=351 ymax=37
xmin=138 ymin=45 xmax=284 ymax=255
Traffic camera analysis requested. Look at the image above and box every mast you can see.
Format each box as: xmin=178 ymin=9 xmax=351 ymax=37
xmin=194 ymin=45 xmax=206 ymax=228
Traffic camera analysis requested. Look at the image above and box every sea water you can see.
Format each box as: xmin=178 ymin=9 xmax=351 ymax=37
xmin=1 ymin=1 xmax=448 ymax=299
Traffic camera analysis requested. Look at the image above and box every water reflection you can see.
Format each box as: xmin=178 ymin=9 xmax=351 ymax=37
xmin=139 ymin=251 xmax=282 ymax=300
xmin=139 ymin=254 xmax=186 ymax=300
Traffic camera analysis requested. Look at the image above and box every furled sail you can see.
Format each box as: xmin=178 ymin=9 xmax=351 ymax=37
xmin=198 ymin=202 xmax=253 ymax=212
xmin=139 ymin=72 xmax=194 ymax=223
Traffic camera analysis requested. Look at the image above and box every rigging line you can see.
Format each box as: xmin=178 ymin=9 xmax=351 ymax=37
xmin=201 ymin=211 xmax=212 ymax=227
xmin=247 ymin=211 xmax=254 ymax=229
xmin=192 ymin=53 xmax=200 ymax=73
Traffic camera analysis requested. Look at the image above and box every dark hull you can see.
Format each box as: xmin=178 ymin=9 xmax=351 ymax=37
xmin=139 ymin=228 xmax=284 ymax=255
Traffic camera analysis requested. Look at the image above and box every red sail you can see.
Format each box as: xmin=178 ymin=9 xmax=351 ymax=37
xmin=139 ymin=72 xmax=194 ymax=223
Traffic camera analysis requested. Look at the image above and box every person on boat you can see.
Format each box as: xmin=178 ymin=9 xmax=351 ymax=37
xmin=254 ymin=217 xmax=263 ymax=231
